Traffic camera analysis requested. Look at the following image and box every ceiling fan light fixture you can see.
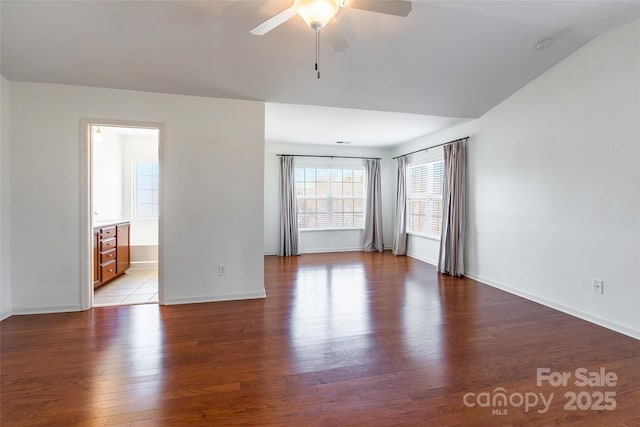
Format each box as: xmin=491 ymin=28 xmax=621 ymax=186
xmin=295 ymin=0 xmax=340 ymax=30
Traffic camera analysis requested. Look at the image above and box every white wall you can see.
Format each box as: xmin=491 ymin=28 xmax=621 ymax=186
xmin=394 ymin=19 xmax=640 ymax=338
xmin=92 ymin=132 xmax=123 ymax=222
xmin=9 ymin=82 xmax=266 ymax=312
xmin=264 ymin=141 xmax=394 ymax=254
xmin=0 ymin=75 xmax=12 ymax=320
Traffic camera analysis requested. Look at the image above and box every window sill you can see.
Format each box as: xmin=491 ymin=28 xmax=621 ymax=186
xmin=300 ymin=228 xmax=364 ymax=232
xmin=407 ymin=230 xmax=441 ymax=241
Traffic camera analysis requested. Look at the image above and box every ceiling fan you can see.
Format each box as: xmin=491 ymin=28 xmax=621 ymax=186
xmin=250 ymin=0 xmax=412 ymax=78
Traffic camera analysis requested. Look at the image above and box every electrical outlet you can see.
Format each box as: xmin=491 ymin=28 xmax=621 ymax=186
xmin=593 ymin=280 xmax=604 ymax=294
xmin=218 ymin=264 xmax=227 ymax=277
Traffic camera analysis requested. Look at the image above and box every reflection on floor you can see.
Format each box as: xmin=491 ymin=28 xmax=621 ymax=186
xmin=3 ymin=253 xmax=639 ymax=425
xmin=94 ymin=268 xmax=158 ymax=306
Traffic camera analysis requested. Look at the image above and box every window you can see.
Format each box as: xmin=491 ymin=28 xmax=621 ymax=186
xmin=134 ymin=161 xmax=159 ymax=218
xmin=407 ymin=160 xmax=444 ymax=237
xmin=295 ymin=167 xmax=365 ymax=230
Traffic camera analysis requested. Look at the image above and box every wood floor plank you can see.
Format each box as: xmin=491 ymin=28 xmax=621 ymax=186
xmin=1 ymin=252 xmax=639 ymax=426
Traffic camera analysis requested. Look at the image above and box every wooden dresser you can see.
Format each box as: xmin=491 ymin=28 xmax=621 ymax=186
xmin=93 ymin=221 xmax=131 ymax=289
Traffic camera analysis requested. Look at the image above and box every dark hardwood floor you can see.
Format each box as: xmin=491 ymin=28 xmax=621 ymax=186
xmin=1 ymin=252 xmax=639 ymax=426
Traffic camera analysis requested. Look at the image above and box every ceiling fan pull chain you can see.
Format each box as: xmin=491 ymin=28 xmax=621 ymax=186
xmin=315 ymin=29 xmax=320 ymax=79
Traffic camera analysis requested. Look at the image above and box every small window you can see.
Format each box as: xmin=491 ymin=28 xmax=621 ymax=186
xmin=407 ymin=160 xmax=444 ymax=237
xmin=295 ymin=166 xmax=365 ymax=230
xmin=134 ymin=161 xmax=159 ymax=218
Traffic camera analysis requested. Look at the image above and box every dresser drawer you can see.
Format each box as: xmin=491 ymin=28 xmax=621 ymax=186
xmin=93 ymin=221 xmax=131 ymax=289
xmin=100 ymin=261 xmax=117 ymax=283
xmin=100 ymin=248 xmax=116 ymax=264
xmin=100 ymin=226 xmax=116 ymax=239
xmin=100 ymin=238 xmax=116 ymax=252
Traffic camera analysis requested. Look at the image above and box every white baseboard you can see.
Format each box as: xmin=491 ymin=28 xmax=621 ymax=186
xmin=0 ymin=308 xmax=12 ymax=321
xmin=266 ymin=247 xmax=365 ymax=255
xmin=266 ymin=247 xmax=393 ymax=256
xmin=266 ymin=248 xmax=386 ymax=255
xmin=465 ymin=272 xmax=640 ymax=340
xmin=406 ymin=251 xmax=438 ymax=267
xmin=163 ymin=291 xmax=266 ymax=306
xmin=129 ymin=261 xmax=158 ymax=271
xmin=300 ymin=247 xmax=363 ymax=254
xmin=11 ymin=305 xmax=82 ymax=316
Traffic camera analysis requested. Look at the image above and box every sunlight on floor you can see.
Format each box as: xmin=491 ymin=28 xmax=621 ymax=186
xmin=94 ymin=267 xmax=158 ymax=306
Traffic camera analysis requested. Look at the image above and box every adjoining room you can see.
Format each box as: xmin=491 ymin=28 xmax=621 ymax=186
xmin=91 ymin=125 xmax=160 ymax=306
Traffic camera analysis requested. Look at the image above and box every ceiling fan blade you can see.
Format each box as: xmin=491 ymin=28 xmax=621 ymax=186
xmin=346 ymin=0 xmax=412 ymax=17
xmin=326 ymin=17 xmax=349 ymax=52
xmin=250 ymin=6 xmax=297 ymax=35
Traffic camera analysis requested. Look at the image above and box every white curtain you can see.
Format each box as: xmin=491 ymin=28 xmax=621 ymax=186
xmin=277 ymin=156 xmax=299 ymax=256
xmin=438 ymin=140 xmax=465 ymax=276
xmin=363 ymin=159 xmax=384 ymax=252
xmin=392 ymin=157 xmax=407 ymax=256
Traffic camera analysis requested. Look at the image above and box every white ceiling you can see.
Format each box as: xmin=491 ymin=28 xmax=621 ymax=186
xmin=266 ymin=102 xmax=468 ymax=146
xmin=2 ymin=1 xmax=639 ymax=146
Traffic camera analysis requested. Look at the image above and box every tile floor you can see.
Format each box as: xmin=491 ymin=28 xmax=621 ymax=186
xmin=94 ymin=268 xmax=158 ymax=306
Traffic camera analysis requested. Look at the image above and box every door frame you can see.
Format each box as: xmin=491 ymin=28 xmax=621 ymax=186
xmin=79 ymin=118 xmax=165 ymax=310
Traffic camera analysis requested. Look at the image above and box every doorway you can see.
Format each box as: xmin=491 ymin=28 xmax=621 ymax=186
xmin=90 ymin=124 xmax=160 ymax=306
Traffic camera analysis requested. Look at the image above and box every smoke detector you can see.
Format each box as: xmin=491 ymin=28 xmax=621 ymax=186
xmin=535 ymin=38 xmax=553 ymax=51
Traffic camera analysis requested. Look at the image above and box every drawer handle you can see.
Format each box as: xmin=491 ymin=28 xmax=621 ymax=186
xmin=108 ymin=268 xmax=113 ymax=273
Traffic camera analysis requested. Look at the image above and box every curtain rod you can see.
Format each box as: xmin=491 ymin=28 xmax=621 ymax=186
xmin=392 ymin=136 xmax=469 ymax=160
xmin=277 ymin=154 xmax=381 ymax=160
